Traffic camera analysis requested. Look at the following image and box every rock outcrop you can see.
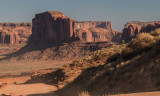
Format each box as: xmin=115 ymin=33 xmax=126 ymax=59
xmin=31 ymin=11 xmax=74 ymax=42
xmin=111 ymin=30 xmax=122 ymax=43
xmin=0 ymin=23 xmax=32 ymax=44
xmin=121 ymin=21 xmax=160 ymax=43
xmin=74 ymin=21 xmax=116 ymax=42
xmin=75 ymin=27 xmax=114 ymax=42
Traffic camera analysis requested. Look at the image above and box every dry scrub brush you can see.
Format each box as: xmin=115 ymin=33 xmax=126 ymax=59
xmin=122 ymin=28 xmax=160 ymax=60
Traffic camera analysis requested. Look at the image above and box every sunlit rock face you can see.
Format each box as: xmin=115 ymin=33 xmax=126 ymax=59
xmin=74 ymin=21 xmax=112 ymax=31
xmin=74 ymin=21 xmax=115 ymax=42
xmin=0 ymin=23 xmax=32 ymax=44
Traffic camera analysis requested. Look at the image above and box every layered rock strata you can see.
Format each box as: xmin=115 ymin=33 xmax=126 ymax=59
xmin=74 ymin=21 xmax=116 ymax=42
xmin=0 ymin=23 xmax=32 ymax=44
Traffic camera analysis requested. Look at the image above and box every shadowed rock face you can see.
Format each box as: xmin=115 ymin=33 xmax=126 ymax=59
xmin=0 ymin=23 xmax=32 ymax=44
xmin=111 ymin=30 xmax=122 ymax=43
xmin=121 ymin=21 xmax=160 ymax=43
xmin=31 ymin=11 xmax=74 ymax=42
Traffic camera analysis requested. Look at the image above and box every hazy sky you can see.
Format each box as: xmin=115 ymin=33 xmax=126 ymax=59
xmin=0 ymin=0 xmax=160 ymax=31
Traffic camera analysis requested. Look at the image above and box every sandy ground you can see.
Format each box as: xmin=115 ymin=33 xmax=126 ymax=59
xmin=0 ymin=72 xmax=57 ymax=96
xmin=0 ymin=76 xmax=30 ymax=85
xmin=0 ymin=83 xmax=57 ymax=96
xmin=0 ymin=59 xmax=70 ymax=96
xmin=0 ymin=60 xmax=66 ymax=77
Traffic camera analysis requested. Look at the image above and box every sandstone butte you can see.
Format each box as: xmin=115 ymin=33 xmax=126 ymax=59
xmin=121 ymin=21 xmax=160 ymax=43
xmin=31 ymin=11 xmax=121 ymax=43
xmin=31 ymin=11 xmax=74 ymax=42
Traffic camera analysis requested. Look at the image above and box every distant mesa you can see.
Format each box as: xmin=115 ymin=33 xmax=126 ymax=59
xmin=0 ymin=23 xmax=32 ymax=44
xmin=31 ymin=11 xmax=120 ymax=43
xmin=1 ymin=11 xmax=160 ymax=45
xmin=74 ymin=21 xmax=112 ymax=30
xmin=74 ymin=21 xmax=116 ymax=42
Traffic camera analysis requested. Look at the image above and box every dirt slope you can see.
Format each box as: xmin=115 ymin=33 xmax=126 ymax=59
xmin=56 ymin=29 xmax=160 ymax=96
xmin=0 ymin=41 xmax=113 ymax=62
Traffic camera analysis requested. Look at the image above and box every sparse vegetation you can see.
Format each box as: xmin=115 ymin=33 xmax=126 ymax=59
xmin=1 ymin=28 xmax=160 ymax=96
xmin=122 ymin=29 xmax=160 ymax=60
xmin=78 ymin=91 xmax=90 ymax=96
xmin=58 ymin=29 xmax=160 ymax=96
xmin=69 ymin=44 xmax=126 ymax=69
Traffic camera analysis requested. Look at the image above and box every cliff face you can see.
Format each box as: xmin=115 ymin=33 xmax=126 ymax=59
xmin=31 ymin=11 xmax=74 ymax=42
xmin=0 ymin=23 xmax=32 ymax=44
xmin=74 ymin=21 xmax=112 ymax=31
xmin=74 ymin=21 xmax=117 ymax=42
xmin=111 ymin=30 xmax=122 ymax=43
xmin=121 ymin=21 xmax=160 ymax=43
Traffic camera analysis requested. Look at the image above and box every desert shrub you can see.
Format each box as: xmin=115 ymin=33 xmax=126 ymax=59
xmin=154 ymin=35 xmax=160 ymax=43
xmin=106 ymin=53 xmax=120 ymax=63
xmin=128 ymin=33 xmax=155 ymax=50
xmin=156 ymin=80 xmax=160 ymax=87
xmin=122 ymin=33 xmax=157 ymax=60
xmin=150 ymin=28 xmax=160 ymax=36
xmin=20 ymin=22 xmax=27 ymax=26
xmin=2 ymin=23 xmax=9 ymax=26
xmin=9 ymin=23 xmax=16 ymax=27
xmin=26 ymin=23 xmax=31 ymax=26
xmin=78 ymin=91 xmax=90 ymax=96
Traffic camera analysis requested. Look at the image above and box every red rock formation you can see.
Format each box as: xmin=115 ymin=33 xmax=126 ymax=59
xmin=31 ymin=11 xmax=74 ymax=42
xmin=121 ymin=24 xmax=141 ymax=43
xmin=74 ymin=21 xmax=112 ymax=31
xmin=74 ymin=21 xmax=117 ymax=42
xmin=31 ymin=11 xmax=120 ymax=43
xmin=0 ymin=23 xmax=32 ymax=44
xmin=75 ymin=28 xmax=113 ymax=42
xmin=121 ymin=21 xmax=160 ymax=43
xmin=142 ymin=23 xmax=160 ymax=33
xmin=111 ymin=30 xmax=122 ymax=43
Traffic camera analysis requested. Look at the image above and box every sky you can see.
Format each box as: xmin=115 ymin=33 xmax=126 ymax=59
xmin=0 ymin=0 xmax=160 ymax=31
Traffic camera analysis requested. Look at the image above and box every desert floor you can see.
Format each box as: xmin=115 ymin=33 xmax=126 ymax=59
xmin=0 ymin=59 xmax=69 ymax=95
